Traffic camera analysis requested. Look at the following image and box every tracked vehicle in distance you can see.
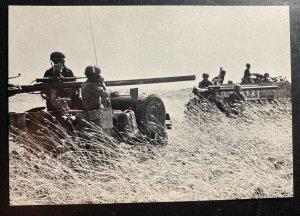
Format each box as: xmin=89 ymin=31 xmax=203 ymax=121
xmin=188 ymin=74 xmax=291 ymax=115
xmin=192 ymin=77 xmax=290 ymax=101
xmin=9 ymin=75 xmax=196 ymax=149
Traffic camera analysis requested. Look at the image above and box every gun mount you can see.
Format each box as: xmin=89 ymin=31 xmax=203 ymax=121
xmin=9 ymin=75 xmax=196 ymax=150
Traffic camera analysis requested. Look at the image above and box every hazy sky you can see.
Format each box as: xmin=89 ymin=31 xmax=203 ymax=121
xmin=9 ymin=6 xmax=291 ymax=90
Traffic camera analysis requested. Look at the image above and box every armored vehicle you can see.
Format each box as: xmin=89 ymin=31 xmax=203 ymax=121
xmin=194 ymin=74 xmax=290 ymax=101
xmin=188 ymin=75 xmax=290 ymax=116
xmin=239 ymin=74 xmax=291 ymax=100
xmin=9 ymin=75 xmax=196 ymax=148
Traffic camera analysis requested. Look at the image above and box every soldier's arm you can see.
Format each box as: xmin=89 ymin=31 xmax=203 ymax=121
xmin=241 ymin=94 xmax=247 ymax=101
xmin=228 ymin=93 xmax=237 ymax=104
xmin=198 ymin=82 xmax=202 ymax=88
xmin=102 ymin=81 xmax=107 ymax=91
xmin=43 ymin=69 xmax=51 ymax=77
xmin=96 ymin=86 xmax=104 ymax=94
xmin=69 ymin=69 xmax=75 ymax=77
xmin=199 ymin=81 xmax=205 ymax=88
xmin=64 ymin=67 xmax=75 ymax=77
xmin=99 ymin=76 xmax=107 ymax=90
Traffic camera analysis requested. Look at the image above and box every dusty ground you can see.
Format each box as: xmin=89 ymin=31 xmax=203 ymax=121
xmin=9 ymin=89 xmax=293 ymax=205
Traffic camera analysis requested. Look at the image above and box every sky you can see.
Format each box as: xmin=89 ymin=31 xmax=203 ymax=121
xmin=9 ymin=6 xmax=291 ymax=90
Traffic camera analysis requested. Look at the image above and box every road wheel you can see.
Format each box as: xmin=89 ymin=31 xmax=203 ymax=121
xmin=135 ymin=94 xmax=168 ymax=145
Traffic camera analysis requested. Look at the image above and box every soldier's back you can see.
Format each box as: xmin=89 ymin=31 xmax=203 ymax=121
xmin=81 ymin=82 xmax=101 ymax=110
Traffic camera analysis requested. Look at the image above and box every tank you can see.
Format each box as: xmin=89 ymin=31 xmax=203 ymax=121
xmin=9 ymin=75 xmax=196 ymax=149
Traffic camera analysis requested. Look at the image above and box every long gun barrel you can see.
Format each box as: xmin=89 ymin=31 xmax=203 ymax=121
xmin=9 ymin=75 xmax=196 ymax=97
xmin=105 ymin=75 xmax=196 ymax=86
xmin=35 ymin=75 xmax=196 ymax=86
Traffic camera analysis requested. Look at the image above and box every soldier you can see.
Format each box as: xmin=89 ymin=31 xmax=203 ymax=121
xmin=81 ymin=65 xmax=108 ymax=111
xmin=212 ymin=68 xmax=226 ymax=85
xmin=44 ymin=52 xmax=74 ymax=78
xmin=228 ymin=84 xmax=247 ymax=114
xmin=41 ymin=52 xmax=77 ymax=111
xmin=242 ymin=63 xmax=252 ymax=83
xmin=261 ymin=73 xmax=273 ymax=83
xmin=199 ymin=73 xmax=213 ymax=88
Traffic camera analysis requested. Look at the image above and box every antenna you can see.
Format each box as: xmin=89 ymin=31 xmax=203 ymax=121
xmin=86 ymin=7 xmax=99 ymax=66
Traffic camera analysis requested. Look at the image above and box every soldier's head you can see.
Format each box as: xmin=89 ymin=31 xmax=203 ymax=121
xmin=50 ymin=52 xmax=65 ymax=64
xmin=234 ymin=84 xmax=242 ymax=92
xmin=85 ymin=65 xmax=101 ymax=82
xmin=246 ymin=63 xmax=251 ymax=69
xmin=202 ymin=73 xmax=209 ymax=79
xmin=264 ymin=73 xmax=270 ymax=78
xmin=50 ymin=52 xmax=65 ymax=72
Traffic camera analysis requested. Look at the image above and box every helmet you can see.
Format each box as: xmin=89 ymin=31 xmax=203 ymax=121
xmin=234 ymin=84 xmax=242 ymax=91
xmin=50 ymin=52 xmax=65 ymax=64
xmin=246 ymin=63 xmax=251 ymax=68
xmin=50 ymin=52 xmax=65 ymax=60
xmin=202 ymin=73 xmax=209 ymax=78
xmin=85 ymin=65 xmax=101 ymax=77
xmin=264 ymin=73 xmax=269 ymax=77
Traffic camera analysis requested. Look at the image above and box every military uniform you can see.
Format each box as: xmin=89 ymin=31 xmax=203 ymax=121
xmin=261 ymin=77 xmax=273 ymax=83
xmin=43 ymin=67 xmax=76 ymax=111
xmin=199 ymin=79 xmax=213 ymax=88
xmin=44 ymin=66 xmax=74 ymax=78
xmin=80 ymin=75 xmax=110 ymax=128
xmin=212 ymin=76 xmax=224 ymax=85
xmin=81 ymin=81 xmax=104 ymax=111
xmin=243 ymin=68 xmax=252 ymax=83
xmin=228 ymin=92 xmax=246 ymax=106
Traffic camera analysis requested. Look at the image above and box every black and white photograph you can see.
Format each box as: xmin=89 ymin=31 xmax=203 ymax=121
xmin=8 ymin=5 xmax=293 ymax=205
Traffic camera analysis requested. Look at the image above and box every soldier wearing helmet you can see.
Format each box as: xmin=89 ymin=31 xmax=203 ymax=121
xmin=42 ymin=52 xmax=77 ymax=111
xmin=81 ymin=65 xmax=109 ymax=111
xmin=228 ymin=84 xmax=246 ymax=112
xmin=198 ymin=73 xmax=213 ymax=88
xmin=44 ymin=52 xmax=74 ymax=78
xmin=242 ymin=63 xmax=252 ymax=83
xmin=261 ymin=73 xmax=273 ymax=83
